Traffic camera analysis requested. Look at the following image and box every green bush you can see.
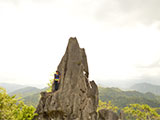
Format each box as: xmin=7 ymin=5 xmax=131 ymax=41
xmin=123 ymin=104 xmax=160 ymax=120
xmin=0 ymin=87 xmax=37 ymax=120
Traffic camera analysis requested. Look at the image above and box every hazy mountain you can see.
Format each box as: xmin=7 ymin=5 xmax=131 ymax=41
xmin=96 ymin=79 xmax=160 ymax=90
xmin=8 ymin=86 xmax=48 ymax=107
xmin=130 ymin=83 xmax=160 ymax=96
xmin=0 ymin=83 xmax=27 ymax=93
xmin=99 ymin=86 xmax=160 ymax=108
xmin=9 ymin=86 xmax=41 ymax=98
xmin=0 ymin=83 xmax=42 ymax=107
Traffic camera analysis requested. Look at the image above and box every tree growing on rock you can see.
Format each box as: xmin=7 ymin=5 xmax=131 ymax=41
xmin=97 ymin=99 xmax=119 ymax=113
xmin=47 ymin=74 xmax=54 ymax=92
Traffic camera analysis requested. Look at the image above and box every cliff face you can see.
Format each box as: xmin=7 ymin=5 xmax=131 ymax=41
xmin=35 ymin=37 xmax=99 ymax=120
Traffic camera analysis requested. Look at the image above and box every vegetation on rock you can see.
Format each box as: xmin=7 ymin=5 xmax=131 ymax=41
xmin=97 ymin=100 xmax=119 ymax=113
xmin=46 ymin=72 xmax=54 ymax=92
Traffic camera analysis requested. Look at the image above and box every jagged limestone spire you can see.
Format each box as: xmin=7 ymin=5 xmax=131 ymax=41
xmin=35 ymin=37 xmax=98 ymax=120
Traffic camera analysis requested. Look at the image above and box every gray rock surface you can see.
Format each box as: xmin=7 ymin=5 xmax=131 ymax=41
xmin=98 ymin=109 xmax=119 ymax=120
xmin=35 ymin=37 xmax=99 ymax=120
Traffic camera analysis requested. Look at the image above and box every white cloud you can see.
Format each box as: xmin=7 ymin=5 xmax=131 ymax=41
xmin=0 ymin=0 xmax=160 ymax=87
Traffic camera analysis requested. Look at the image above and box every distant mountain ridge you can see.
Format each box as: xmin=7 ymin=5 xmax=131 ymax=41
xmin=0 ymin=83 xmax=47 ymax=107
xmin=131 ymin=83 xmax=160 ymax=96
xmin=9 ymin=86 xmax=48 ymax=107
xmin=99 ymin=86 xmax=160 ymax=108
xmin=9 ymin=87 xmax=41 ymax=97
xmin=0 ymin=83 xmax=27 ymax=93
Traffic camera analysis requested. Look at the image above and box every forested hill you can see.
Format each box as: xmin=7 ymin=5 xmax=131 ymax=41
xmin=9 ymin=87 xmax=40 ymax=97
xmin=99 ymin=87 xmax=160 ymax=108
xmin=8 ymin=86 xmax=47 ymax=107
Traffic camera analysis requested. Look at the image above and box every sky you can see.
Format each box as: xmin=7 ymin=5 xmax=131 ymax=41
xmin=0 ymin=0 xmax=160 ymax=88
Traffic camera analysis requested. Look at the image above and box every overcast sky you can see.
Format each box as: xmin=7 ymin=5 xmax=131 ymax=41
xmin=0 ymin=0 xmax=160 ymax=88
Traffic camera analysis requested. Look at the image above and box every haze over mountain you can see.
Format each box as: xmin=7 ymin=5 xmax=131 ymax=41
xmin=0 ymin=83 xmax=27 ymax=93
xmin=95 ymin=78 xmax=160 ymax=90
xmin=131 ymin=83 xmax=160 ymax=96
xmin=6 ymin=84 xmax=47 ymax=107
xmin=9 ymin=86 xmax=41 ymax=97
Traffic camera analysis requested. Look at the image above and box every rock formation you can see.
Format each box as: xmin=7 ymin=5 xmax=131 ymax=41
xmin=35 ymin=37 xmax=99 ymax=120
xmin=98 ymin=109 xmax=119 ymax=120
xmin=35 ymin=37 xmax=119 ymax=120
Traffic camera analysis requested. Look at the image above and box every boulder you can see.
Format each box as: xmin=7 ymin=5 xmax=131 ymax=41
xmin=98 ymin=109 xmax=119 ymax=120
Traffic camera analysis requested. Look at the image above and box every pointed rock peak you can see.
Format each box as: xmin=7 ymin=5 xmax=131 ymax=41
xmin=57 ymin=37 xmax=89 ymax=83
xmin=35 ymin=37 xmax=98 ymax=120
xmin=65 ymin=37 xmax=80 ymax=53
xmin=68 ymin=37 xmax=79 ymax=46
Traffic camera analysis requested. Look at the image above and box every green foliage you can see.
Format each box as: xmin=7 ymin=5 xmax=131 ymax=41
xmin=47 ymin=72 xmax=54 ymax=92
xmin=97 ymin=99 xmax=119 ymax=113
xmin=97 ymin=100 xmax=107 ymax=112
xmin=123 ymin=104 xmax=160 ymax=120
xmin=47 ymin=79 xmax=54 ymax=92
xmin=0 ymin=87 xmax=37 ymax=120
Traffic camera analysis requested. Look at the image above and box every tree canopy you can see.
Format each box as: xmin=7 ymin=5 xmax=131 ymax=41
xmin=0 ymin=87 xmax=37 ymax=120
xmin=123 ymin=104 xmax=160 ymax=120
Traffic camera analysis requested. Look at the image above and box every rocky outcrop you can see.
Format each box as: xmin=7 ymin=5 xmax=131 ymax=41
xmin=35 ymin=37 xmax=99 ymax=120
xmin=35 ymin=37 xmax=120 ymax=120
xmin=98 ymin=109 xmax=119 ymax=120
